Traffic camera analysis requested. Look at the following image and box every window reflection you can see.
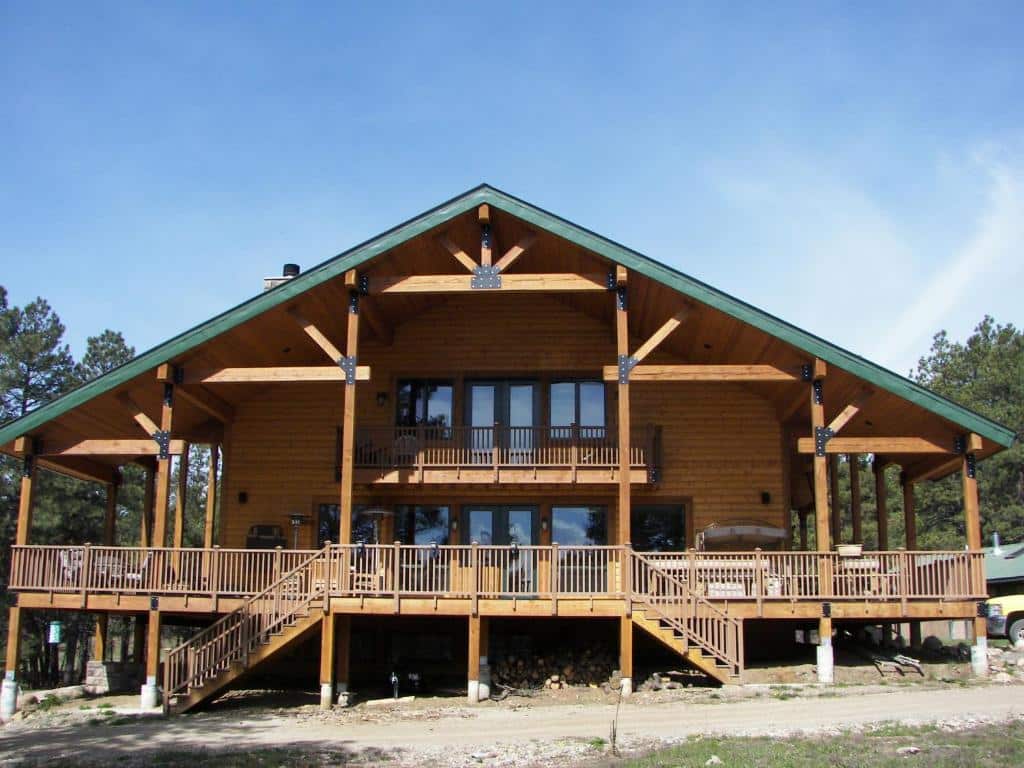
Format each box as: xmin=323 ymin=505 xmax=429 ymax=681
xmin=551 ymin=506 xmax=608 ymax=546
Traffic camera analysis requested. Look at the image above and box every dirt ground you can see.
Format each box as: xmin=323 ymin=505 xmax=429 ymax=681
xmin=2 ymin=674 xmax=1024 ymax=767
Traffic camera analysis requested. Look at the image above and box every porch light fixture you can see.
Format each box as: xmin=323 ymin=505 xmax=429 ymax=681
xmin=541 ymin=517 xmax=549 ymax=532
xmin=376 ymin=391 xmax=388 ymax=407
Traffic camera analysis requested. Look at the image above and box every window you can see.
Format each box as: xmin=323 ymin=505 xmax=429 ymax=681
xmin=394 ymin=505 xmax=450 ymax=545
xmin=396 ymin=380 xmax=453 ymax=428
xmin=550 ymin=381 xmax=605 ymax=438
xmin=551 ymin=506 xmax=608 ymax=546
xmin=631 ymin=505 xmax=686 ymax=551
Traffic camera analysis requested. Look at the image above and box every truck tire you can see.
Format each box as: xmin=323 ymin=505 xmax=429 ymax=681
xmin=1008 ymin=617 xmax=1024 ymax=646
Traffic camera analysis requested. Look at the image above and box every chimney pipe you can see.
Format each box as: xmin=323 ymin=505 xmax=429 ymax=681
xmin=263 ymin=263 xmax=301 ymax=292
xmin=283 ymin=263 xmax=300 ymax=278
xmin=993 ymin=532 xmax=1003 ymax=556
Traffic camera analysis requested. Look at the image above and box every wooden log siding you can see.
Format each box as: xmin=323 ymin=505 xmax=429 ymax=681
xmin=8 ymin=544 xmax=987 ymax=605
xmin=219 ymin=293 xmax=787 ymax=549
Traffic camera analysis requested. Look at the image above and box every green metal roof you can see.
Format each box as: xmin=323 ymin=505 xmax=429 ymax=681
xmin=0 ymin=184 xmax=1017 ymax=451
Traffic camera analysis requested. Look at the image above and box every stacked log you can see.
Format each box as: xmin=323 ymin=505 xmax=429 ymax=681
xmin=492 ymin=645 xmax=615 ymax=690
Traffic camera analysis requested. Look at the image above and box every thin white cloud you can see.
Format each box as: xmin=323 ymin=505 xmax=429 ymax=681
xmin=876 ymin=156 xmax=1024 ymax=372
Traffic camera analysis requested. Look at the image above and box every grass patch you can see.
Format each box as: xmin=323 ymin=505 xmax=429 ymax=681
xmin=588 ymin=737 xmax=608 ymax=750
xmin=35 ymin=694 xmax=62 ymax=712
xmin=623 ymin=719 xmax=1024 ymax=767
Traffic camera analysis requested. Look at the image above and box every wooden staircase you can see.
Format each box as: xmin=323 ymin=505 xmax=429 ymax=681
xmin=163 ymin=547 xmax=330 ymax=714
xmin=628 ymin=551 xmax=743 ymax=684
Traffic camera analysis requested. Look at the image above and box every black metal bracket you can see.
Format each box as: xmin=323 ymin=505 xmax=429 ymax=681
xmin=338 ymin=355 xmax=358 ymax=385
xmin=358 ymin=274 xmax=369 ymax=295
xmin=966 ymin=453 xmax=977 ymax=479
xmin=814 ymin=426 xmax=834 ymax=457
xmin=616 ymin=285 xmax=628 ymax=311
xmin=647 ymin=466 xmax=661 ymax=484
xmin=348 ymin=289 xmax=360 ymax=314
xmin=150 ymin=596 xmax=159 ymax=611
xmin=977 ymin=601 xmax=988 ymax=618
xmin=21 ymin=453 xmax=34 ymax=478
xmin=480 ymin=222 xmax=492 ymax=251
xmin=812 ymin=379 xmax=824 ymax=405
xmin=471 ymin=264 xmax=501 ymax=289
xmin=954 ymin=435 xmax=966 ymax=454
xmin=822 ymin=602 xmax=832 ymax=618
xmin=606 ymin=271 xmax=617 ymax=291
xmin=162 ymin=382 xmax=174 ymax=408
xmin=152 ymin=430 xmax=171 ymax=460
xmin=618 ymin=354 xmax=638 ymax=384
xmin=801 ymin=363 xmax=813 ymax=382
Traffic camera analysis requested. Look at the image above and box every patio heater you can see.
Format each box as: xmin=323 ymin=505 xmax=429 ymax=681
xmin=289 ymin=514 xmax=311 ymax=549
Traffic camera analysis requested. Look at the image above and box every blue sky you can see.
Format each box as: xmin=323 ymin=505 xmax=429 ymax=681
xmin=2 ymin=2 xmax=1022 ymax=375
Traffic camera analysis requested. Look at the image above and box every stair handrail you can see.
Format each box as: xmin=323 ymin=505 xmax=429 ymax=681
xmin=630 ymin=550 xmax=743 ymax=676
xmin=163 ymin=544 xmax=331 ymax=706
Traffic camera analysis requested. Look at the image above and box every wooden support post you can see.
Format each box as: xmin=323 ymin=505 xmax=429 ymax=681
xmin=468 ymin=614 xmax=481 ymax=703
xmin=817 ymin=616 xmax=834 ymax=683
xmin=902 ymin=474 xmax=917 ymax=551
xmin=15 ymin=451 xmax=37 ymax=546
xmin=615 ymin=268 xmax=631 ymax=547
xmin=172 ymin=444 xmax=190 ymax=549
xmin=874 ymin=461 xmax=888 ymax=550
xmin=849 ymin=455 xmax=862 ymax=545
xmin=94 ymin=615 xmax=108 ymax=662
xmin=103 ymin=477 xmax=119 ymax=547
xmin=339 ymin=275 xmax=360 ymax=546
xmin=320 ymin=612 xmax=335 ymax=709
xmin=962 ymin=438 xmax=981 ymax=551
xmin=335 ymin=614 xmax=351 ymax=699
xmin=479 ymin=205 xmax=491 ymax=266
xmin=810 ymin=362 xmax=830 ymax=552
xmin=4 ymin=607 xmax=22 ymax=682
xmin=619 ymin=616 xmax=633 ymax=695
xmin=829 ymin=454 xmax=841 ymax=545
xmin=141 ymin=610 xmax=161 ymax=708
xmin=152 ymin=382 xmax=175 ymax=548
xmin=203 ymin=445 xmax=219 ymax=549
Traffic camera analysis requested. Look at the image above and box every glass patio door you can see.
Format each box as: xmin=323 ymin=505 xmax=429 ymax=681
xmin=466 ymin=381 xmax=539 ymax=464
xmin=463 ymin=505 xmax=539 ymax=594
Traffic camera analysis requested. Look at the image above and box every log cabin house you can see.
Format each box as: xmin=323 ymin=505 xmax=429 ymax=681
xmin=0 ymin=185 xmax=1015 ymax=716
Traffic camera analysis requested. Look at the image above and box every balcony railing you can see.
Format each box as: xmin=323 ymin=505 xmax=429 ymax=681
xmin=353 ymin=424 xmax=660 ymax=479
xmin=9 ymin=544 xmax=986 ymax=606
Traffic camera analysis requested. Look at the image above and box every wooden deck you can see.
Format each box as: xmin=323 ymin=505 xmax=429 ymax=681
xmin=9 ymin=543 xmax=986 ymax=619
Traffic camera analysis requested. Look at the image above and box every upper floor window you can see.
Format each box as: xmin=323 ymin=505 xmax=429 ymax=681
xmin=550 ymin=380 xmax=606 ymax=438
xmin=397 ymin=379 xmax=453 ymax=428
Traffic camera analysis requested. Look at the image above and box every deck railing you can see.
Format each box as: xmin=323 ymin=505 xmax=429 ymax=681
xmin=8 ymin=544 xmax=986 ymax=605
xmin=353 ymin=425 xmax=659 ymax=476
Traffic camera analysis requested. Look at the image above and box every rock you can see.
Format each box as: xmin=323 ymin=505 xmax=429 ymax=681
xmin=994 ymin=672 xmax=1013 ymax=683
xmin=705 ymin=756 xmax=723 ymax=766
xmin=922 ymin=636 xmax=943 ymax=654
xmin=987 ymin=647 xmax=1004 ymax=658
xmin=897 ymin=746 xmax=920 ymax=755
xmin=1015 ymin=657 xmax=1024 ymax=668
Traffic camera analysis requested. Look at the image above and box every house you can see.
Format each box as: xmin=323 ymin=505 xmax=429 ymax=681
xmin=0 ymin=185 xmax=1014 ymax=717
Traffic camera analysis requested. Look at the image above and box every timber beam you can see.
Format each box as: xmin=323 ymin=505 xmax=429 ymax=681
xmin=36 ymin=439 xmax=187 ymax=457
xmin=827 ymin=390 xmax=874 ymax=434
xmin=369 ymin=273 xmax=608 ymax=294
xmin=797 ymin=436 xmax=954 ymax=455
xmin=603 ymin=364 xmax=801 ymax=383
xmin=35 ymin=456 xmax=120 ymax=485
xmin=188 ymin=366 xmax=371 ymax=384
xmin=155 ymin=365 xmax=235 ymax=423
xmin=904 ymin=433 xmax=984 ymax=484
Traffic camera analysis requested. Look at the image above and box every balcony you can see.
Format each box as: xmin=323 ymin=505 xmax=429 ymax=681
xmin=353 ymin=425 xmax=660 ymax=484
xmin=9 ymin=544 xmax=985 ymax=617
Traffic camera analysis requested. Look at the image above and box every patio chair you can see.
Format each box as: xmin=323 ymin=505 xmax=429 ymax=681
xmin=122 ymin=552 xmax=152 ymax=590
xmin=59 ymin=549 xmax=83 ymax=584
